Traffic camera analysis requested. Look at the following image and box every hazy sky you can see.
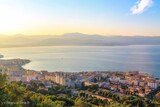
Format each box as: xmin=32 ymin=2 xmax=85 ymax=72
xmin=0 ymin=0 xmax=160 ymax=36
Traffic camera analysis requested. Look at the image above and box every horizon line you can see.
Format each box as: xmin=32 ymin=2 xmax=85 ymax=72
xmin=0 ymin=32 xmax=160 ymax=37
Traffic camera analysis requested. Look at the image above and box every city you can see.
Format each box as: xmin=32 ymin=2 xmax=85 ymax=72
xmin=0 ymin=58 xmax=160 ymax=106
xmin=1 ymin=0 xmax=160 ymax=106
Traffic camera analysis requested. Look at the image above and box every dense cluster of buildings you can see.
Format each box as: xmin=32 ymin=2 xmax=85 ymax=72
xmin=1 ymin=63 xmax=160 ymax=98
xmin=94 ymin=71 xmax=160 ymax=97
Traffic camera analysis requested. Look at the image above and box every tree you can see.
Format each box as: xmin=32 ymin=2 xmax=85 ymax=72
xmin=0 ymin=73 xmax=8 ymax=106
xmin=53 ymin=101 xmax=65 ymax=107
xmin=41 ymin=98 xmax=55 ymax=107
xmin=75 ymin=98 xmax=91 ymax=107
xmin=5 ymin=82 xmax=26 ymax=102
xmin=0 ymin=73 xmax=7 ymax=87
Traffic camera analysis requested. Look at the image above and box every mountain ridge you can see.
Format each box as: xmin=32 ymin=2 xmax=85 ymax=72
xmin=0 ymin=33 xmax=160 ymax=48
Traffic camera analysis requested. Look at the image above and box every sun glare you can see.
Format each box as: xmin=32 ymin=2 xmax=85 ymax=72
xmin=0 ymin=5 xmax=29 ymax=34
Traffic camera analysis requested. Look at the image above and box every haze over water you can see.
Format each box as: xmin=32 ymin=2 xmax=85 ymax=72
xmin=0 ymin=45 xmax=160 ymax=77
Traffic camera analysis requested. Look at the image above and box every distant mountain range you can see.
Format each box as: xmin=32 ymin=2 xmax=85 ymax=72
xmin=0 ymin=33 xmax=160 ymax=47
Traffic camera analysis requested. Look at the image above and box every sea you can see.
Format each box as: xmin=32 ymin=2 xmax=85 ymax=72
xmin=0 ymin=45 xmax=160 ymax=77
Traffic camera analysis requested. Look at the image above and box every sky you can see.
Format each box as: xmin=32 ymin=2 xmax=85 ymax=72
xmin=0 ymin=0 xmax=160 ymax=36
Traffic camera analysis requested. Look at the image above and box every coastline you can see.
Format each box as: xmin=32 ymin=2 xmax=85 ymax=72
xmin=0 ymin=56 xmax=157 ymax=78
xmin=0 ymin=52 xmax=159 ymax=79
xmin=0 ymin=55 xmax=152 ymax=75
xmin=0 ymin=54 xmax=157 ymax=77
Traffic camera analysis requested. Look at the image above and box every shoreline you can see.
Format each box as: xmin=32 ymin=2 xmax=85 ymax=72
xmin=0 ymin=56 xmax=31 ymax=74
xmin=0 ymin=57 xmax=156 ymax=77
xmin=0 ymin=53 xmax=159 ymax=78
xmin=1 ymin=44 xmax=160 ymax=49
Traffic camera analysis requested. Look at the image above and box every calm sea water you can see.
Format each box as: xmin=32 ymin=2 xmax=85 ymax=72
xmin=0 ymin=46 xmax=160 ymax=77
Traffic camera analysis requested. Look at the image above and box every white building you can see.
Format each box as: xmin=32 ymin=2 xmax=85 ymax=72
xmin=147 ymin=82 xmax=159 ymax=89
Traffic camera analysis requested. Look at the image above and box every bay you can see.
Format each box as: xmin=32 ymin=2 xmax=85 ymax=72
xmin=0 ymin=45 xmax=160 ymax=77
